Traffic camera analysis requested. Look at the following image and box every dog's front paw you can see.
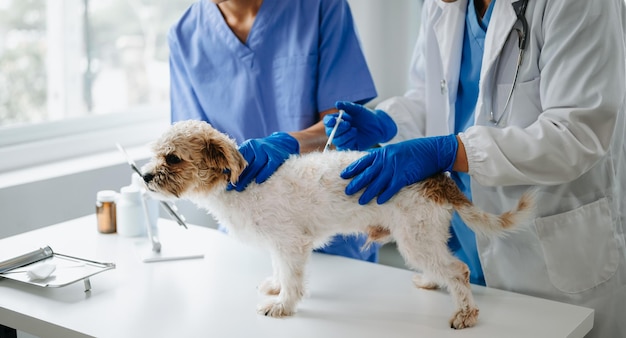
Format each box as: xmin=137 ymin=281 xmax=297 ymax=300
xmin=258 ymin=278 xmax=281 ymax=296
xmin=449 ymin=307 xmax=479 ymax=329
xmin=257 ymin=301 xmax=295 ymax=318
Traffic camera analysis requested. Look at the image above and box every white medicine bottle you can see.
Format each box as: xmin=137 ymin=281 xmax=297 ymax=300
xmin=116 ymin=185 xmax=147 ymax=237
xmin=130 ymin=173 xmax=159 ymax=229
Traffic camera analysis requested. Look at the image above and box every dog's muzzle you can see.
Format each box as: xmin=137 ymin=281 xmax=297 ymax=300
xmin=143 ymin=173 xmax=155 ymax=183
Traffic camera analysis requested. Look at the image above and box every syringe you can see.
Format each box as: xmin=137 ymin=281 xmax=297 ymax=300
xmin=323 ymin=110 xmax=345 ymax=153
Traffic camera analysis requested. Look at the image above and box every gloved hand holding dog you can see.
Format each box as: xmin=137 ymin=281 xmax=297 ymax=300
xmin=227 ymin=132 xmax=299 ymax=192
xmin=341 ymin=134 xmax=459 ymax=205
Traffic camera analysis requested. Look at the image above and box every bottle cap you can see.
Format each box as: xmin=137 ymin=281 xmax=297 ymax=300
xmin=120 ymin=185 xmax=141 ymax=198
xmin=131 ymin=173 xmax=145 ymax=189
xmin=96 ymin=190 xmax=118 ymax=202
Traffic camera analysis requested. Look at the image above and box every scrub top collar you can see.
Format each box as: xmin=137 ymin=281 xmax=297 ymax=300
xmin=470 ymin=0 xmax=495 ymax=31
xmin=205 ymin=0 xmax=277 ymax=59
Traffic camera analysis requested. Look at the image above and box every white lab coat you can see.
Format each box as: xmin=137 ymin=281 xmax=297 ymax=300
xmin=378 ymin=0 xmax=626 ymax=336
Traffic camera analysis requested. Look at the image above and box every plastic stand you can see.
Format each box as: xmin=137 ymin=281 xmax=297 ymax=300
xmin=138 ymin=192 xmax=204 ymax=263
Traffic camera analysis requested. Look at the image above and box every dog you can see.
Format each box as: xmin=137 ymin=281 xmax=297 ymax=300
xmin=142 ymin=120 xmax=534 ymax=329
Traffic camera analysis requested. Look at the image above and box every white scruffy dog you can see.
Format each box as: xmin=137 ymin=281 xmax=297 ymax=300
xmin=142 ymin=120 xmax=534 ymax=329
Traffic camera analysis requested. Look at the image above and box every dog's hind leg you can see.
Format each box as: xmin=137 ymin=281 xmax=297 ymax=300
xmin=395 ymin=236 xmax=479 ymax=329
xmin=257 ymin=246 xmax=311 ymax=317
xmin=439 ymin=260 xmax=479 ymax=329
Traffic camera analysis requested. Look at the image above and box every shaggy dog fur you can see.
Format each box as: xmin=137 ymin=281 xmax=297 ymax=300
xmin=142 ymin=120 xmax=535 ymax=329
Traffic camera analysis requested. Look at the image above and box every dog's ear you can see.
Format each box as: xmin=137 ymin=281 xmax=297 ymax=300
xmin=204 ymin=138 xmax=247 ymax=185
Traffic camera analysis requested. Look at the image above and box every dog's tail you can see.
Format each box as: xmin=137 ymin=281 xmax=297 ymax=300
xmin=454 ymin=191 xmax=535 ymax=237
xmin=422 ymin=174 xmax=536 ymax=237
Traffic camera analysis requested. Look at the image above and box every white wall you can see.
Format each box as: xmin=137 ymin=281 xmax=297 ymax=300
xmin=348 ymin=0 xmax=421 ymax=105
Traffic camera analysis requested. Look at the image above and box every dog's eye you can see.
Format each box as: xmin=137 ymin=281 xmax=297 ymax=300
xmin=165 ymin=154 xmax=182 ymax=165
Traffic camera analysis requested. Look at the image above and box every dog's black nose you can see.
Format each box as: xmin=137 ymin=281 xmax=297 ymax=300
xmin=143 ymin=173 xmax=154 ymax=183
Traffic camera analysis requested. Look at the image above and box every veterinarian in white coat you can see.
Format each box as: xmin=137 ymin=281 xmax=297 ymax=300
xmin=323 ymin=0 xmax=626 ymax=336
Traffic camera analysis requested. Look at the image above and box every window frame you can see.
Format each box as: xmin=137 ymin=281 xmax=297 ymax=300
xmin=0 ymin=107 xmax=170 ymax=174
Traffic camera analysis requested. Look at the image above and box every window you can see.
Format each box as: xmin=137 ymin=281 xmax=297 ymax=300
xmin=0 ymin=0 xmax=194 ymax=172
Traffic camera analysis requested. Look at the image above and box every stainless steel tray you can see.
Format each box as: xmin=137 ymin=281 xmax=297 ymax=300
xmin=0 ymin=246 xmax=115 ymax=291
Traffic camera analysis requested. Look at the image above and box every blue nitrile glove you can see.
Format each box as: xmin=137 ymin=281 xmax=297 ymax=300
xmin=322 ymin=101 xmax=398 ymax=151
xmin=341 ymin=135 xmax=458 ymax=205
xmin=227 ymin=132 xmax=300 ymax=192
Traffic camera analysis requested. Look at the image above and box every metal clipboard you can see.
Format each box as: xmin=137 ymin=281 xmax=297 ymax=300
xmin=0 ymin=246 xmax=115 ymax=292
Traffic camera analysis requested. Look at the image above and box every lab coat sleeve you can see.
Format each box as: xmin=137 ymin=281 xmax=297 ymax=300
xmin=168 ymin=28 xmax=207 ymax=123
xmin=461 ymin=0 xmax=626 ymax=186
xmin=376 ymin=9 xmax=429 ymax=144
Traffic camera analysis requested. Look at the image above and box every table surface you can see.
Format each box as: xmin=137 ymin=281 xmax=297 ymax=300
xmin=0 ymin=216 xmax=593 ymax=338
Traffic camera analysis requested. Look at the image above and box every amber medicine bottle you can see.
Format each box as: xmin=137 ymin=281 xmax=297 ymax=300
xmin=96 ymin=190 xmax=117 ymax=233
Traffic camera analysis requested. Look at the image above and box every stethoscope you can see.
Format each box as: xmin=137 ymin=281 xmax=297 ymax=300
xmin=488 ymin=0 xmax=529 ymax=126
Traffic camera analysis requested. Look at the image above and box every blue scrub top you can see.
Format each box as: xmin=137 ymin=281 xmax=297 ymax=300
xmin=169 ymin=0 xmax=377 ymax=144
xmin=168 ymin=0 xmax=379 ymax=262
xmin=450 ymin=0 xmax=495 ymax=285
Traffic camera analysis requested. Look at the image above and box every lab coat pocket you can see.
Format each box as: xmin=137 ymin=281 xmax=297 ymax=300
xmin=496 ymin=77 xmax=540 ymax=127
xmin=534 ymin=198 xmax=619 ymax=293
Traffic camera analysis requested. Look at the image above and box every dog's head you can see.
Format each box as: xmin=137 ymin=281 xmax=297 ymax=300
xmin=142 ymin=120 xmax=247 ymax=198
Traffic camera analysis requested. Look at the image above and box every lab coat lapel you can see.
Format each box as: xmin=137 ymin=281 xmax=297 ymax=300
xmin=482 ymin=0 xmax=518 ymax=67
xmin=432 ymin=0 xmax=466 ymax=135
xmin=475 ymin=0 xmax=518 ymax=123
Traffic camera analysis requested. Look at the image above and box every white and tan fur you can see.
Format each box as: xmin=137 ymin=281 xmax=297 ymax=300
xmin=142 ymin=120 xmax=534 ymax=329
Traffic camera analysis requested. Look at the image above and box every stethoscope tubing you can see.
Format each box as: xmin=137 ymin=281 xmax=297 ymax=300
xmin=488 ymin=0 xmax=529 ymax=126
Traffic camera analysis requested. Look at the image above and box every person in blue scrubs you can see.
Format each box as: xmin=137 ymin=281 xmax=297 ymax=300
xmin=168 ymin=0 xmax=379 ymax=261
